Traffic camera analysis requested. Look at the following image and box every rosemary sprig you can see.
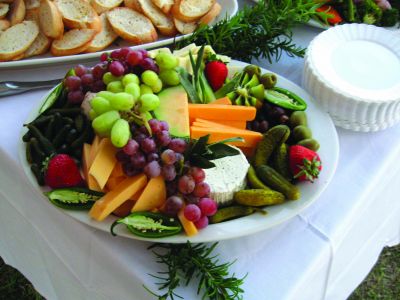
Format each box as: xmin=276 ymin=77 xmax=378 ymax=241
xmin=145 ymin=242 xmax=246 ymax=300
xmin=177 ymin=0 xmax=327 ymax=63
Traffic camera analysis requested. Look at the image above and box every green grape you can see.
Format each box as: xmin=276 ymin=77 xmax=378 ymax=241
xmin=89 ymin=109 xmax=97 ymax=120
xmin=141 ymin=70 xmax=159 ymax=87
xmin=103 ymin=72 xmax=122 ymax=85
xmin=91 ymin=96 xmax=112 ymax=115
xmin=122 ymin=73 xmax=140 ymax=86
xmin=109 ymin=92 xmax=135 ymax=111
xmin=151 ymin=78 xmax=163 ymax=93
xmin=97 ymin=91 xmax=115 ymax=102
xmin=139 ymin=94 xmax=160 ymax=113
xmin=92 ymin=110 xmax=120 ymax=137
xmin=155 ymin=52 xmax=178 ymax=70
xmin=107 ymin=81 xmax=124 ymax=93
xmin=159 ymin=69 xmax=180 ymax=86
xmin=111 ymin=119 xmax=131 ymax=148
xmin=140 ymin=84 xmax=153 ymax=95
xmin=124 ymin=82 xmax=141 ymax=101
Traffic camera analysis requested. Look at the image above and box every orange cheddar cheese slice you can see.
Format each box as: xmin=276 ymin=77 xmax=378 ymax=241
xmin=89 ymin=173 xmax=147 ymax=221
xmin=193 ymin=118 xmax=247 ymax=130
xmin=89 ymin=138 xmax=118 ymax=189
xmin=188 ymin=103 xmax=256 ymax=121
xmin=178 ymin=208 xmax=198 ymax=236
xmin=131 ymin=175 xmax=166 ymax=212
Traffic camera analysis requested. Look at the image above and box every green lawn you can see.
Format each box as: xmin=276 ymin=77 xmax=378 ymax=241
xmin=0 ymin=244 xmax=399 ymax=299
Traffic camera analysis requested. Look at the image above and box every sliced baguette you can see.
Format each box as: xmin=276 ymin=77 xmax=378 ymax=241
xmin=25 ymin=0 xmax=41 ymax=10
xmin=39 ymin=0 xmax=64 ymax=39
xmin=107 ymin=7 xmax=157 ymax=44
xmin=172 ymin=0 xmax=215 ymax=22
xmin=198 ymin=2 xmax=220 ymax=25
xmin=0 ymin=18 xmax=10 ymax=31
xmin=0 ymin=21 xmax=39 ymax=61
xmin=0 ymin=3 xmax=9 ymax=19
xmin=91 ymin=0 xmax=123 ymax=14
xmin=51 ymin=28 xmax=97 ymax=56
xmin=123 ymin=0 xmax=142 ymax=13
xmin=151 ymin=0 xmax=173 ymax=14
xmin=173 ymin=18 xmax=196 ymax=34
xmin=25 ymin=8 xmax=40 ymax=23
xmin=24 ymin=31 xmax=52 ymax=57
xmin=136 ymin=0 xmax=176 ymax=36
xmin=85 ymin=13 xmax=118 ymax=52
xmin=54 ymin=0 xmax=101 ymax=32
xmin=8 ymin=0 xmax=26 ymax=25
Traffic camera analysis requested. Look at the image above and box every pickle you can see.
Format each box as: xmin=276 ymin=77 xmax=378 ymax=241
xmin=289 ymin=111 xmax=307 ymax=128
xmin=256 ymin=165 xmax=300 ymax=200
xmin=234 ymin=189 xmax=285 ymax=206
xmin=209 ymin=205 xmax=262 ymax=224
xmin=298 ymin=138 xmax=320 ymax=151
xmin=271 ymin=143 xmax=291 ymax=181
xmin=253 ymin=125 xmax=290 ymax=167
xmin=293 ymin=125 xmax=312 ymax=142
xmin=247 ymin=165 xmax=271 ymax=190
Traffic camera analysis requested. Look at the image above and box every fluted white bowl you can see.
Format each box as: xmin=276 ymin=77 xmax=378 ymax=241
xmin=303 ymin=24 xmax=400 ymax=132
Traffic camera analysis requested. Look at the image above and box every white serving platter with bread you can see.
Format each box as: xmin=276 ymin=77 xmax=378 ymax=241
xmin=0 ymin=0 xmax=238 ymax=69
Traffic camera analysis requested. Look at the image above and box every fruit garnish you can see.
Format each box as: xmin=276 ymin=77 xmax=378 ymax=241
xmin=289 ymin=145 xmax=322 ymax=182
xmin=204 ymin=55 xmax=228 ymax=91
xmin=44 ymin=154 xmax=83 ymax=188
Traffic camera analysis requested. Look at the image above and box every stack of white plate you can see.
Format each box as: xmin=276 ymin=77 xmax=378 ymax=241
xmin=303 ymin=24 xmax=400 ymax=132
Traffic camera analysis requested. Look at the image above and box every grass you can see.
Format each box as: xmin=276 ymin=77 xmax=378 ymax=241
xmin=0 ymin=244 xmax=399 ymax=299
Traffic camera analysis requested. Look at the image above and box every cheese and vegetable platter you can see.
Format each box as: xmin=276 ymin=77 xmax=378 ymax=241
xmin=19 ymin=44 xmax=339 ymax=243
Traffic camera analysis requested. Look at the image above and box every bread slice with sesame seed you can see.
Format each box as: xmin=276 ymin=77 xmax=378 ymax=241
xmin=0 ymin=20 xmax=39 ymax=61
xmin=85 ymin=13 xmax=118 ymax=52
xmin=51 ymin=28 xmax=97 ymax=56
xmin=24 ymin=31 xmax=52 ymax=58
xmin=91 ymin=0 xmax=123 ymax=14
xmin=39 ymin=0 xmax=64 ymax=39
xmin=8 ymin=0 xmax=26 ymax=26
xmin=106 ymin=7 xmax=157 ymax=44
xmin=0 ymin=3 xmax=9 ymax=19
xmin=172 ymin=0 xmax=215 ymax=22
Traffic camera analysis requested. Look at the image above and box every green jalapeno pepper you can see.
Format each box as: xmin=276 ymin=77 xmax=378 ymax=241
xmin=111 ymin=212 xmax=182 ymax=238
xmin=264 ymin=87 xmax=307 ymax=111
xmin=45 ymin=187 xmax=104 ymax=210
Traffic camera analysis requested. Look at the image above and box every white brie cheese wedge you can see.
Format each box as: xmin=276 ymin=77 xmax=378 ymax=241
xmin=204 ymin=148 xmax=250 ymax=206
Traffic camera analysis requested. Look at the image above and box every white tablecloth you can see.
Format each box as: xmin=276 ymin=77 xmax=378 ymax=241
xmin=1 ymin=21 xmax=400 ymax=300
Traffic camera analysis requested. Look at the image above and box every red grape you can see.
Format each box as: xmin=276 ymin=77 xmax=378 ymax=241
xmin=138 ymin=49 xmax=148 ymax=58
xmin=156 ymin=130 xmax=171 ymax=147
xmin=92 ymin=63 xmax=107 ymax=80
xmin=148 ymin=119 xmax=161 ymax=134
xmin=119 ymin=47 xmax=131 ymax=60
xmin=81 ymin=73 xmax=94 ymax=86
xmin=126 ymin=50 xmax=143 ymax=66
xmin=134 ymin=133 xmax=147 ymax=143
xmin=123 ymin=139 xmax=139 ymax=155
xmin=198 ymin=198 xmax=217 ymax=216
xmin=100 ymin=52 xmax=108 ymax=62
xmin=159 ymin=120 xmax=169 ymax=131
xmin=161 ymin=149 xmax=177 ymax=165
xmin=74 ymin=64 xmax=87 ymax=77
xmin=162 ymin=164 xmax=176 ymax=181
xmin=122 ymin=162 xmax=140 ymax=177
xmin=131 ymin=152 xmax=146 ymax=169
xmin=166 ymin=181 xmax=178 ymax=196
xmin=189 ymin=167 xmax=205 ymax=183
xmin=110 ymin=49 xmax=121 ymax=60
xmin=144 ymin=161 xmax=161 ymax=178
xmin=140 ymin=57 xmax=159 ymax=73
xmin=109 ymin=60 xmax=125 ymax=76
xmin=92 ymin=80 xmax=106 ymax=92
xmin=194 ymin=216 xmax=209 ymax=229
xmin=67 ymin=90 xmax=84 ymax=104
xmin=184 ymin=204 xmax=201 ymax=222
xmin=147 ymin=153 xmax=159 ymax=162
xmin=164 ymin=196 xmax=184 ymax=216
xmin=116 ymin=150 xmax=131 ymax=163
xmin=184 ymin=194 xmax=199 ymax=205
xmin=178 ymin=175 xmax=195 ymax=194
xmin=192 ymin=182 xmax=210 ymax=198
xmin=169 ymin=138 xmax=187 ymax=153
xmin=65 ymin=76 xmax=81 ymax=91
xmin=140 ymin=137 xmax=156 ymax=153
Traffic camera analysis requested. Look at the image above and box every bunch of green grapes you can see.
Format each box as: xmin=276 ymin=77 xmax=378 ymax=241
xmin=154 ymin=52 xmax=180 ymax=87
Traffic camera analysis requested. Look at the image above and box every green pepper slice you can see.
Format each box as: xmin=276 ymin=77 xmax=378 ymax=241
xmin=110 ymin=212 xmax=182 ymax=238
xmin=45 ymin=187 xmax=104 ymax=210
xmin=264 ymin=87 xmax=307 ymax=111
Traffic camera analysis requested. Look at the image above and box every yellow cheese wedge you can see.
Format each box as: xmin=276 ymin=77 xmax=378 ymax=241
xmin=82 ymin=143 xmax=102 ymax=191
xmin=178 ymin=208 xmax=198 ymax=236
xmin=89 ymin=173 xmax=147 ymax=221
xmin=89 ymin=138 xmax=118 ymax=189
xmin=131 ymin=175 xmax=166 ymax=212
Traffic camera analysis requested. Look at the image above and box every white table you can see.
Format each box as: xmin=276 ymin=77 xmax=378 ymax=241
xmin=1 ymin=22 xmax=400 ymax=300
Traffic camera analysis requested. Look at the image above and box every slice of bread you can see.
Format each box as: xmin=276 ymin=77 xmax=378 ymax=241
xmin=51 ymin=28 xmax=97 ymax=56
xmin=39 ymin=0 xmax=64 ymax=39
xmin=136 ymin=0 xmax=176 ymax=36
xmin=25 ymin=0 xmax=41 ymax=10
xmin=198 ymin=2 xmax=220 ymax=25
xmin=8 ymin=0 xmax=26 ymax=25
xmin=91 ymin=0 xmax=123 ymax=14
xmin=0 ymin=19 xmax=10 ymax=31
xmin=123 ymin=0 xmax=143 ymax=13
xmin=151 ymin=0 xmax=173 ymax=14
xmin=0 ymin=20 xmax=39 ymax=61
xmin=173 ymin=17 xmax=196 ymax=34
xmin=54 ymin=0 xmax=101 ymax=32
xmin=107 ymin=7 xmax=157 ymax=44
xmin=85 ymin=13 xmax=118 ymax=52
xmin=24 ymin=31 xmax=52 ymax=57
xmin=25 ymin=7 xmax=40 ymax=23
xmin=0 ymin=3 xmax=9 ymax=19
xmin=172 ymin=0 xmax=215 ymax=22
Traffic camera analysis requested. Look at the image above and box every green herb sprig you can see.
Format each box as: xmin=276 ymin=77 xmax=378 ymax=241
xmin=177 ymin=0 xmax=327 ymax=63
xmin=145 ymin=242 xmax=246 ymax=300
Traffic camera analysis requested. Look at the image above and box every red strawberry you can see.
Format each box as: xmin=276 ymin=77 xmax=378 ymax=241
xmin=44 ymin=154 xmax=83 ymax=188
xmin=289 ymin=145 xmax=322 ymax=182
xmin=204 ymin=59 xmax=228 ymax=91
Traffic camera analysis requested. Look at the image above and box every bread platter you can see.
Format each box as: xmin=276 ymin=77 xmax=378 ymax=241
xmin=0 ymin=0 xmax=238 ymax=69
xmin=19 ymin=44 xmax=339 ymax=243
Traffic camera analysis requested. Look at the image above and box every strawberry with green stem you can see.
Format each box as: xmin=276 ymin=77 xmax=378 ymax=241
xmin=204 ymin=54 xmax=228 ymax=91
xmin=289 ymin=145 xmax=322 ymax=182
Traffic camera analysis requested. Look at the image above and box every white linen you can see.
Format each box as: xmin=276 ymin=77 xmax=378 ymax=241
xmin=1 ymin=24 xmax=400 ymax=300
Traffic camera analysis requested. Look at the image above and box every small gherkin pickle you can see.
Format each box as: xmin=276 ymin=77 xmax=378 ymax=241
xmin=271 ymin=143 xmax=292 ymax=181
xmin=247 ymin=165 xmax=271 ymax=190
xmin=289 ymin=111 xmax=308 ymax=128
xmin=209 ymin=205 xmax=262 ymax=224
xmin=234 ymin=189 xmax=285 ymax=206
xmin=254 ymin=125 xmax=290 ymax=167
